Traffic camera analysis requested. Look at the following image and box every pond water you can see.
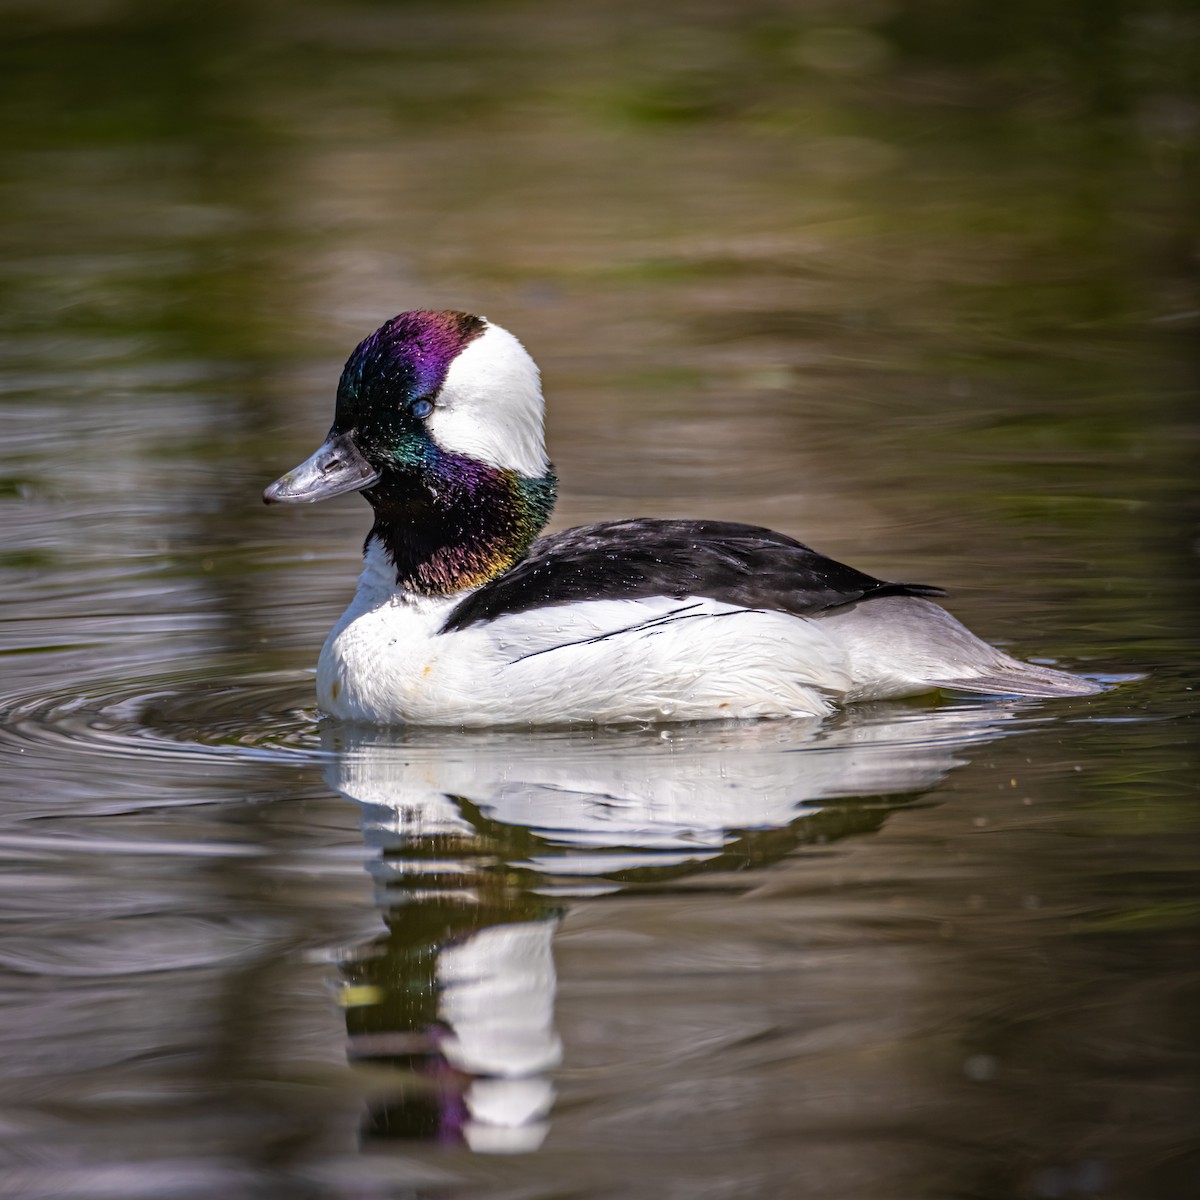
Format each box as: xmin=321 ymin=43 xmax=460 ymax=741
xmin=0 ymin=3 xmax=1196 ymax=1198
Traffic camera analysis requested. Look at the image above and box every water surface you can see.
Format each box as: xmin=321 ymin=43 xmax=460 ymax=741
xmin=0 ymin=3 xmax=1196 ymax=1198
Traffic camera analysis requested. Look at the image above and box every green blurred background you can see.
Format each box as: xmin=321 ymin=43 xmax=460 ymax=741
xmin=0 ymin=5 xmax=1197 ymax=1198
xmin=1 ymin=0 xmax=1195 ymax=637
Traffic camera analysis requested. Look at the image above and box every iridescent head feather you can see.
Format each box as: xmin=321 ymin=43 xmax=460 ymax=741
xmin=265 ymin=310 xmax=557 ymax=595
xmin=337 ymin=311 xmax=484 ymax=424
xmin=339 ymin=311 xmax=556 ymax=594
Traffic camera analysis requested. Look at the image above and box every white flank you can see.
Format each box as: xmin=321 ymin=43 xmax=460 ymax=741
xmin=424 ymin=319 xmax=550 ymax=478
xmin=317 ymin=547 xmax=1099 ymax=726
xmin=815 ymin=596 xmax=1103 ymax=700
xmin=317 ymin=580 xmax=851 ymax=726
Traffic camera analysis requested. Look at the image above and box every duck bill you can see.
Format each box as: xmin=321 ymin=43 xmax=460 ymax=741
xmin=263 ymin=430 xmax=381 ymax=505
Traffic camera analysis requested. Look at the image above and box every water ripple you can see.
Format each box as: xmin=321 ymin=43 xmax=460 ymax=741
xmin=0 ymin=664 xmax=325 ymax=769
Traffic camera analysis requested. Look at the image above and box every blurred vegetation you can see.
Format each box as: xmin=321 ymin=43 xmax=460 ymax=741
xmin=0 ymin=0 xmax=1194 ymax=610
xmin=0 ymin=11 xmax=1196 ymax=1195
xmin=0 ymin=1 xmax=1193 ymax=379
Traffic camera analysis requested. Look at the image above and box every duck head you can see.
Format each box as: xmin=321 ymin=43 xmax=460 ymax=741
xmin=265 ymin=310 xmax=557 ymax=594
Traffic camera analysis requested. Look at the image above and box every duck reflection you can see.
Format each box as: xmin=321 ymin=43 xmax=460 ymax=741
xmin=323 ymin=700 xmax=1031 ymax=1154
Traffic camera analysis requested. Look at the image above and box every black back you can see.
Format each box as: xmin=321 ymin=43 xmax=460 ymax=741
xmin=441 ymin=519 xmax=943 ymax=632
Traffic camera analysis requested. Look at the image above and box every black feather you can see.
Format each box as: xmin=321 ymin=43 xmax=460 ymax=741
xmin=440 ymin=519 xmax=944 ymax=633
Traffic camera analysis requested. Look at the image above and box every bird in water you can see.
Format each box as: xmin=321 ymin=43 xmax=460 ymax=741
xmin=264 ymin=310 xmax=1101 ymax=726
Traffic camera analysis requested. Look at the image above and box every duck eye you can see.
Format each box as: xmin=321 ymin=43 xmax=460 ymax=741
xmin=410 ymin=398 xmax=434 ymax=419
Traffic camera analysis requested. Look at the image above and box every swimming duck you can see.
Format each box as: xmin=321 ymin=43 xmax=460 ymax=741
xmin=264 ymin=310 xmax=1101 ymax=726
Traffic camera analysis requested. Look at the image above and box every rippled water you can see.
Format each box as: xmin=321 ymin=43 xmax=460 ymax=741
xmin=0 ymin=3 xmax=1197 ymax=1199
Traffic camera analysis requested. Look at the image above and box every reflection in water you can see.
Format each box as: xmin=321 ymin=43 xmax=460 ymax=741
xmin=322 ymin=701 xmax=1030 ymax=1154
xmin=0 ymin=1 xmax=1194 ymax=1194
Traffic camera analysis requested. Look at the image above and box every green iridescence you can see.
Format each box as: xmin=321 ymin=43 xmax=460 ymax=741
xmin=367 ymin=452 xmax=558 ymax=597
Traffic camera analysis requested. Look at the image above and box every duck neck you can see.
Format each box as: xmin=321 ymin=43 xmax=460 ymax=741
xmin=364 ymin=452 xmax=556 ymax=596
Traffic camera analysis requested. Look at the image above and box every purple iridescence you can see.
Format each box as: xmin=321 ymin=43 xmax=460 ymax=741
xmin=331 ymin=308 xmax=557 ymax=593
xmin=337 ymin=310 xmax=485 ymax=419
xmin=369 ymin=445 xmax=557 ymax=595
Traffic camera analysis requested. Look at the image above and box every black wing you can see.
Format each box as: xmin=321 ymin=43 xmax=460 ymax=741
xmin=441 ymin=518 xmax=944 ymax=632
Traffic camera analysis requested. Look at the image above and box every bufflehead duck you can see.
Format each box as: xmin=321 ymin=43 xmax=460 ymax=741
xmin=264 ymin=310 xmax=1101 ymax=726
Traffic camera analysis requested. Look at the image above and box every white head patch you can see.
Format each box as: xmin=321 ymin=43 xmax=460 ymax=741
xmin=425 ymin=319 xmax=550 ymax=478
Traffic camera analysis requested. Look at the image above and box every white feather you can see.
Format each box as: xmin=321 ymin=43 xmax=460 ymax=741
xmin=316 ymin=542 xmax=1098 ymax=726
xmin=318 ymin=574 xmax=851 ymax=726
xmin=424 ymin=319 xmax=549 ymax=478
xmin=815 ymin=596 xmax=1102 ymax=700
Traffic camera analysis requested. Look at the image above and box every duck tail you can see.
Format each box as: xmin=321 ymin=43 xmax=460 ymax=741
xmin=927 ymin=660 xmax=1104 ymax=698
xmin=822 ymin=595 xmax=1105 ymax=701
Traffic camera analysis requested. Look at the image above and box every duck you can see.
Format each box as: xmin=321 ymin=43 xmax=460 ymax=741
xmin=263 ymin=309 xmax=1102 ymax=726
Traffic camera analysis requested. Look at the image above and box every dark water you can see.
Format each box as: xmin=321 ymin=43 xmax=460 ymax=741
xmin=0 ymin=3 xmax=1197 ymax=1198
